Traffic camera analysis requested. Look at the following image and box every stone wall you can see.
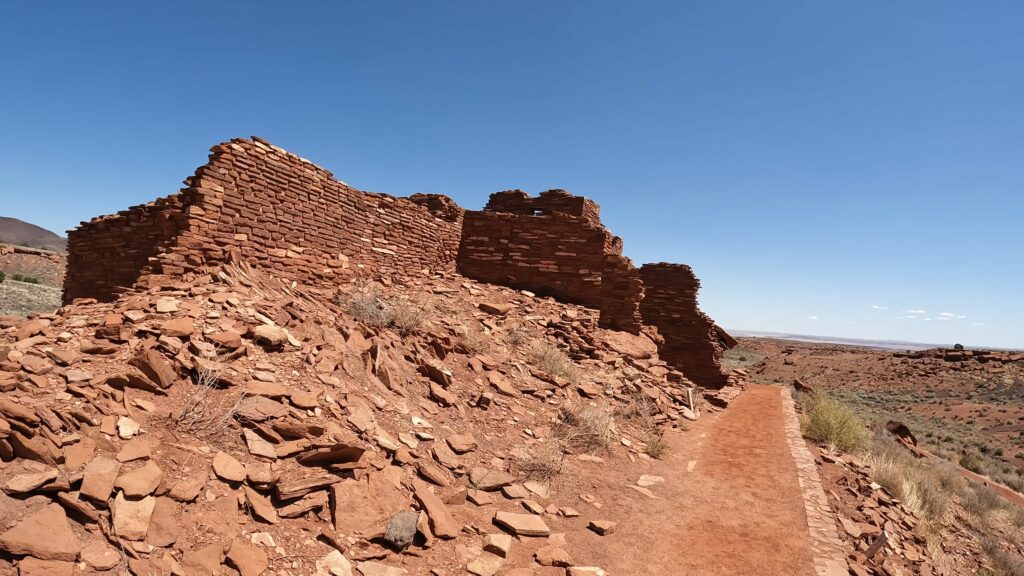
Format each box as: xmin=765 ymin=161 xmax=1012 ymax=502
xmin=65 ymin=138 xmax=731 ymax=387
xmin=484 ymin=189 xmax=601 ymax=223
xmin=65 ymin=194 xmax=191 ymax=302
xmin=457 ymin=191 xmax=643 ymax=333
xmin=64 ymin=137 xmax=463 ymax=303
xmin=639 ymin=263 xmax=735 ymax=388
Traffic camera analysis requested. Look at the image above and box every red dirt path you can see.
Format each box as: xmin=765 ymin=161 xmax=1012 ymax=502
xmin=574 ymin=384 xmax=819 ymax=576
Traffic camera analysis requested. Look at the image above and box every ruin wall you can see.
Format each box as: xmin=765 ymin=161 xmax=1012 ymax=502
xmin=639 ymin=263 xmax=732 ymax=388
xmin=64 ymin=138 xmax=463 ymax=303
xmin=65 ymin=193 xmax=192 ymax=302
xmin=457 ymin=192 xmax=643 ymax=333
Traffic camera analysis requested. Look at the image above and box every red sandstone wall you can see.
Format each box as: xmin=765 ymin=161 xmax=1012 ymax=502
xmin=65 ymin=194 xmax=191 ymax=302
xmin=484 ymin=189 xmax=601 ymax=223
xmin=638 ymin=263 xmax=733 ymax=388
xmin=457 ymin=191 xmax=643 ymax=333
xmin=64 ymin=138 xmax=464 ymax=302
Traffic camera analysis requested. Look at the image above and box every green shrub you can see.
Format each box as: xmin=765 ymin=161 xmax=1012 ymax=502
xmin=10 ymin=273 xmax=40 ymax=284
xmin=0 ymin=271 xmax=5 ymax=283
xmin=799 ymin=394 xmax=870 ymax=452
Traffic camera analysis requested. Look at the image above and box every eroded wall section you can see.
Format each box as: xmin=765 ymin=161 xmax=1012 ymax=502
xmin=639 ymin=263 xmax=735 ymax=388
xmin=457 ymin=190 xmax=643 ymax=333
xmin=65 ymin=194 xmax=192 ymax=302
xmin=64 ymin=137 xmax=463 ymax=303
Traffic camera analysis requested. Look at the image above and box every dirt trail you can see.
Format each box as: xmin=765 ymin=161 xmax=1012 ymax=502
xmin=573 ymin=384 xmax=839 ymax=576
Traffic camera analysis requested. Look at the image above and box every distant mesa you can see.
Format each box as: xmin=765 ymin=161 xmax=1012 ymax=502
xmin=0 ymin=216 xmax=67 ymax=253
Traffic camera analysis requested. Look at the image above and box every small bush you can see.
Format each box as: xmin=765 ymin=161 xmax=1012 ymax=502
xmin=960 ymin=451 xmax=988 ymax=475
xmin=11 ymin=273 xmax=40 ymax=284
xmin=0 ymin=271 xmax=5 ymax=283
xmin=982 ymin=537 xmax=1024 ymax=576
xmin=799 ymin=394 xmax=870 ymax=452
xmin=529 ymin=342 xmax=577 ymax=381
xmin=556 ymin=402 xmax=613 ymax=454
xmin=643 ymin=431 xmax=668 ymax=459
xmin=342 ymin=284 xmax=428 ymax=333
xmin=961 ymin=484 xmax=1003 ymax=517
xmin=514 ymin=442 xmax=565 ymax=479
xmin=865 ymin=431 xmax=956 ymax=522
xmin=502 ymin=326 xmax=530 ymax=351
xmin=388 ymin=298 xmax=428 ymax=333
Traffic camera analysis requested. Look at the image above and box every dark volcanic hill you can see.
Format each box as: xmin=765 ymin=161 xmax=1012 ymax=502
xmin=0 ymin=216 xmax=67 ymax=252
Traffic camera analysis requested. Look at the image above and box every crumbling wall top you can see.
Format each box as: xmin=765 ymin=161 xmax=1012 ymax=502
xmin=483 ymin=189 xmax=601 ymax=224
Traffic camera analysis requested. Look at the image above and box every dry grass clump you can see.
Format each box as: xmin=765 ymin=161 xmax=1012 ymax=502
xmin=343 ymin=283 xmax=429 ymax=333
xmin=799 ymin=393 xmax=870 ymax=453
xmin=643 ymin=431 xmax=668 ymax=459
xmin=502 ymin=326 xmax=531 ymax=351
xmin=617 ymin=389 xmax=669 ymax=458
xmin=556 ymin=402 xmax=614 ymax=454
xmin=982 ymin=537 xmax=1024 ymax=576
xmin=177 ymin=359 xmax=245 ymax=438
xmin=388 ymin=297 xmax=429 ymax=332
xmin=961 ymin=483 xmax=1004 ymax=517
xmin=514 ymin=442 xmax=566 ymax=480
xmin=529 ymin=342 xmax=577 ymax=381
xmin=458 ymin=327 xmax=491 ymax=355
xmin=864 ymin=431 xmax=958 ymax=524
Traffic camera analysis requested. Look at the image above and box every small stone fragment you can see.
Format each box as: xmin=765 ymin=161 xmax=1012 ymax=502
xmin=493 ymin=511 xmax=550 ymax=537
xmin=588 ymin=520 xmax=617 ymax=535
xmin=213 ymin=451 xmax=246 ymax=482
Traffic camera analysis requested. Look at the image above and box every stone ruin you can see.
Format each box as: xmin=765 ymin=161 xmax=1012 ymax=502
xmin=64 ymin=137 xmax=735 ymax=387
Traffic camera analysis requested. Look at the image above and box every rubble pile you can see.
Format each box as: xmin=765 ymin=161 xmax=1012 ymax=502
xmin=0 ymin=261 xmax=725 ymax=575
xmin=813 ymin=450 xmax=937 ymax=576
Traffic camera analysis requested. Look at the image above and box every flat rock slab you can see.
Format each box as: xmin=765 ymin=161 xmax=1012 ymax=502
xmin=115 ymin=460 xmax=163 ymax=497
xmin=113 ymin=492 xmax=156 ymax=541
xmin=3 ymin=467 xmax=58 ymax=494
xmin=0 ymin=503 xmax=82 ymax=561
xmin=213 ymin=451 xmax=247 ymax=482
xmin=470 ymin=467 xmax=515 ymax=491
xmin=493 ymin=511 xmax=550 ymax=537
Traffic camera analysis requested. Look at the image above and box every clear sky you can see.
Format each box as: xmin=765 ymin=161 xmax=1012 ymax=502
xmin=2 ymin=1 xmax=1021 ymax=348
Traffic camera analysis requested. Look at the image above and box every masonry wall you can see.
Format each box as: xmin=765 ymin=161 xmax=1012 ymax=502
xmin=65 ymin=194 xmax=192 ymax=302
xmin=457 ymin=191 xmax=643 ymax=333
xmin=484 ymin=189 xmax=601 ymax=223
xmin=639 ymin=263 xmax=732 ymax=388
xmin=64 ymin=138 xmax=464 ymax=303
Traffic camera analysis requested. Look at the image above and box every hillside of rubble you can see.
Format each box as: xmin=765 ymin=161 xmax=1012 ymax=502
xmin=0 ymin=260 xmax=744 ymax=576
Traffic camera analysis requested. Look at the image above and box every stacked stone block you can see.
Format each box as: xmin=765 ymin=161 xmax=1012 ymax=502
xmin=457 ymin=192 xmax=643 ymax=333
xmin=64 ymin=137 xmax=463 ymax=303
xmin=639 ymin=263 xmax=733 ymax=388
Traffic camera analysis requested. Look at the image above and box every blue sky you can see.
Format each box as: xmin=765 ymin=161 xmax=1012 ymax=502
xmin=2 ymin=1 xmax=1021 ymax=347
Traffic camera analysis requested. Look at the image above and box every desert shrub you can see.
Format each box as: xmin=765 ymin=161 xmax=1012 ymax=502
xmin=799 ymin=394 xmax=870 ymax=452
xmin=529 ymin=342 xmax=577 ymax=381
xmin=502 ymin=326 xmax=530 ymax=351
xmin=388 ymin=297 xmax=428 ymax=333
xmin=342 ymin=284 xmax=428 ymax=333
xmin=10 ymin=273 xmax=40 ymax=284
xmin=177 ymin=359 xmax=245 ymax=438
xmin=960 ymin=451 xmax=989 ymax=475
xmin=643 ymin=431 xmax=668 ymax=459
xmin=514 ymin=442 xmax=565 ymax=479
xmin=0 ymin=271 xmax=4 ymax=283
xmin=982 ymin=537 xmax=1024 ymax=576
xmin=961 ymin=483 xmax=1004 ymax=517
xmin=556 ymin=402 xmax=613 ymax=454
xmin=344 ymin=284 xmax=392 ymax=327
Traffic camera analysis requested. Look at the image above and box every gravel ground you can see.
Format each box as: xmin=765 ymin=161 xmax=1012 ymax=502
xmin=0 ymin=279 xmax=61 ymax=316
